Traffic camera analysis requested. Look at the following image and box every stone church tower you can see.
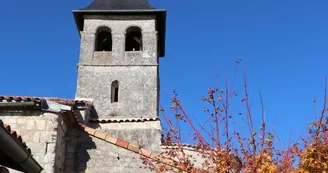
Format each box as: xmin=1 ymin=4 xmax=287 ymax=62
xmin=72 ymin=0 xmax=167 ymax=163
xmin=73 ymin=0 xmax=166 ymax=121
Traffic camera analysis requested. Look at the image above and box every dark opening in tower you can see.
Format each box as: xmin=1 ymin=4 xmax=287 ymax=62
xmin=125 ymin=26 xmax=142 ymax=51
xmin=111 ymin=80 xmax=119 ymax=103
xmin=95 ymin=27 xmax=112 ymax=51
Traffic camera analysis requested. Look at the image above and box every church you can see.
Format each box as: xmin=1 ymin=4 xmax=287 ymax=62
xmin=0 ymin=0 xmax=188 ymax=172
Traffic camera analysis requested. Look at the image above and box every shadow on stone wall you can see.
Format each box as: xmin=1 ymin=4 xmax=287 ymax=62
xmin=88 ymin=107 xmax=101 ymax=129
xmin=75 ymin=106 xmax=99 ymax=122
xmin=75 ymin=110 xmax=85 ymax=124
xmin=89 ymin=106 xmax=98 ymax=120
xmin=74 ymin=130 xmax=97 ymax=172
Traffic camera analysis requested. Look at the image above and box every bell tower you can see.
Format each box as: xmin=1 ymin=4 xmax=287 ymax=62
xmin=73 ymin=0 xmax=166 ymax=121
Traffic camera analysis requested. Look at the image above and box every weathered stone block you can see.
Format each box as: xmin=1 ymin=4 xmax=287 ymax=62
xmin=17 ymin=118 xmax=26 ymax=124
xmin=33 ymin=131 xmax=41 ymax=142
xmin=36 ymin=120 xmax=46 ymax=130
xmin=44 ymin=152 xmax=55 ymax=164
xmin=22 ymin=130 xmax=37 ymax=143
xmin=26 ymin=120 xmax=36 ymax=130
xmin=46 ymin=120 xmax=58 ymax=130
xmin=27 ymin=143 xmax=46 ymax=154
xmin=47 ymin=143 xmax=56 ymax=154
xmin=40 ymin=131 xmax=57 ymax=143
xmin=2 ymin=118 xmax=16 ymax=124
xmin=42 ymin=113 xmax=58 ymax=121
xmin=33 ymin=152 xmax=46 ymax=164
xmin=44 ymin=164 xmax=54 ymax=173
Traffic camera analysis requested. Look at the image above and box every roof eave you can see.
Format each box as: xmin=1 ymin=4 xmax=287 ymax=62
xmin=73 ymin=9 xmax=166 ymax=12
xmin=72 ymin=9 xmax=166 ymax=57
xmin=0 ymin=123 xmax=43 ymax=173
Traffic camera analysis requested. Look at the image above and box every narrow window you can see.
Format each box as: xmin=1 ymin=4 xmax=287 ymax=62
xmin=111 ymin=80 xmax=119 ymax=103
xmin=95 ymin=27 xmax=112 ymax=51
xmin=125 ymin=26 xmax=142 ymax=51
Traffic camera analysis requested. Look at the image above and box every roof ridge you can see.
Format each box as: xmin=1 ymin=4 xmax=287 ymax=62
xmin=161 ymin=142 xmax=202 ymax=150
xmin=78 ymin=123 xmax=206 ymax=172
xmin=79 ymin=0 xmax=156 ymax=11
xmin=89 ymin=117 xmax=160 ymax=123
xmin=0 ymin=95 xmax=91 ymax=106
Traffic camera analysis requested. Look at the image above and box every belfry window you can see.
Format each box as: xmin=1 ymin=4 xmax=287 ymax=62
xmin=125 ymin=26 xmax=142 ymax=51
xmin=111 ymin=80 xmax=119 ymax=103
xmin=95 ymin=27 xmax=112 ymax=51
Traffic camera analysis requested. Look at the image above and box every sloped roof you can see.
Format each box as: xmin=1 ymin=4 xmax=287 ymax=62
xmin=0 ymin=96 xmax=90 ymax=107
xmin=89 ymin=117 xmax=160 ymax=123
xmin=0 ymin=120 xmax=31 ymax=154
xmin=80 ymin=0 xmax=156 ymax=11
xmin=0 ymin=95 xmax=90 ymax=124
xmin=78 ymin=123 xmax=206 ymax=172
xmin=0 ymin=119 xmax=43 ymax=173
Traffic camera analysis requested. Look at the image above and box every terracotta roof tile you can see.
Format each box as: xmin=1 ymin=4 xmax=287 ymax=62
xmin=149 ymin=152 xmax=160 ymax=160
xmin=94 ymin=131 xmax=108 ymax=139
xmin=0 ymin=95 xmax=91 ymax=106
xmin=161 ymin=142 xmax=200 ymax=149
xmin=139 ymin=148 xmax=152 ymax=158
xmin=0 ymin=119 xmax=31 ymax=154
xmin=105 ymin=135 xmax=117 ymax=144
xmin=116 ymin=139 xmax=129 ymax=148
xmin=127 ymin=143 xmax=140 ymax=153
xmin=83 ymin=125 xmax=96 ymax=135
xmin=89 ymin=117 xmax=160 ymax=123
xmin=78 ymin=123 xmax=206 ymax=172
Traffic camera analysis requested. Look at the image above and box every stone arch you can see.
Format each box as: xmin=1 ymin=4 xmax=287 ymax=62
xmin=95 ymin=26 xmax=112 ymax=51
xmin=125 ymin=26 xmax=142 ymax=51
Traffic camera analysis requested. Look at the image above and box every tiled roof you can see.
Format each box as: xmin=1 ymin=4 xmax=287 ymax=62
xmin=80 ymin=0 xmax=155 ymax=11
xmin=161 ymin=143 xmax=200 ymax=150
xmin=89 ymin=117 xmax=160 ymax=123
xmin=0 ymin=96 xmax=87 ymax=125
xmin=0 ymin=96 xmax=91 ymax=106
xmin=0 ymin=119 xmax=31 ymax=154
xmin=78 ymin=123 xmax=206 ymax=172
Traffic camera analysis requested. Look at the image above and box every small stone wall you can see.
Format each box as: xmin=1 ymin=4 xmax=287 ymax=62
xmin=70 ymin=130 xmax=155 ymax=173
xmin=161 ymin=145 xmax=205 ymax=169
xmin=0 ymin=111 xmax=68 ymax=173
xmin=63 ymin=120 xmax=161 ymax=173
xmin=54 ymin=114 xmax=68 ymax=173
xmin=89 ymin=121 xmax=162 ymax=151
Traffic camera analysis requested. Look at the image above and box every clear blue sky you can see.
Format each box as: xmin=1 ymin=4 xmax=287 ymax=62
xmin=1 ymin=0 xmax=327 ymax=147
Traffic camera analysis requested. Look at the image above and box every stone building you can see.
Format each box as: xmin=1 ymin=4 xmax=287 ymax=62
xmin=0 ymin=0 xmax=182 ymax=172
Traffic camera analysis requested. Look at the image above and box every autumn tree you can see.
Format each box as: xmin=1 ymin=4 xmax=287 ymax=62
xmin=143 ymin=62 xmax=328 ymax=173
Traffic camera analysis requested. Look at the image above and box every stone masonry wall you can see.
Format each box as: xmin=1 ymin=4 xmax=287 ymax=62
xmin=89 ymin=120 xmax=162 ymax=152
xmin=78 ymin=15 xmax=157 ymax=66
xmin=76 ymin=66 xmax=158 ymax=119
xmin=76 ymin=15 xmax=159 ymax=120
xmin=68 ymin=129 xmax=155 ymax=173
xmin=54 ymin=113 xmax=68 ymax=173
xmin=0 ymin=111 xmax=68 ymax=173
xmin=63 ymin=120 xmax=161 ymax=173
